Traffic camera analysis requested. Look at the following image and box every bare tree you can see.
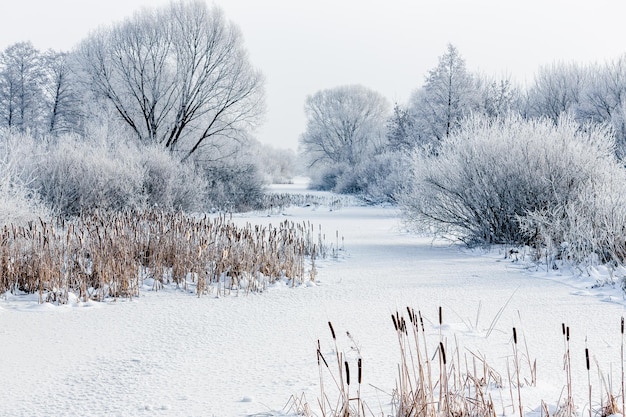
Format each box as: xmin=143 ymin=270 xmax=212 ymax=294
xmin=299 ymin=84 xmax=389 ymax=192
xmin=578 ymin=59 xmax=624 ymax=122
xmin=42 ymin=50 xmax=83 ymax=135
xmin=526 ymin=61 xmax=585 ymax=123
xmin=300 ymin=84 xmax=389 ymax=168
xmin=74 ymin=0 xmax=264 ymax=161
xmin=0 ymin=42 xmax=44 ymax=133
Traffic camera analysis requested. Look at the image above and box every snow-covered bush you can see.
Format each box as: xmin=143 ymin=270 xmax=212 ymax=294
xmin=140 ymin=145 xmax=208 ymax=212
xmin=520 ymin=171 xmax=626 ymax=267
xmin=307 ymin=152 xmax=411 ymax=203
xmin=203 ymin=162 xmax=265 ymax=212
xmin=353 ymin=150 xmax=413 ymax=203
xmin=6 ymin=129 xmax=208 ymax=217
xmin=34 ymin=134 xmax=145 ymax=216
xmin=1 ymin=126 xmax=267 ymax=217
xmin=0 ymin=129 xmax=50 ymax=225
xmin=399 ymin=115 xmax=619 ymax=247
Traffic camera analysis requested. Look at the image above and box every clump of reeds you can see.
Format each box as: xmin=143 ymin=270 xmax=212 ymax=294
xmin=0 ymin=209 xmax=335 ymax=303
xmin=309 ymin=321 xmax=368 ymax=417
xmin=295 ymin=312 xmax=625 ymax=417
xmin=261 ymin=192 xmax=358 ymax=214
xmin=391 ymin=307 xmax=497 ymax=417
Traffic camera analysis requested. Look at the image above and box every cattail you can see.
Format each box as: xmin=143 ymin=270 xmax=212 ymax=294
xmin=392 ymin=314 xmax=398 ymax=331
xmin=357 ymin=358 xmax=362 ymax=384
xmin=621 ymin=316 xmax=624 ymax=334
xmin=562 ymin=322 xmax=566 ymax=336
xmin=439 ymin=306 xmax=443 ymax=325
xmin=585 ymin=348 xmax=590 ymax=370
xmin=440 ymin=342 xmax=447 ymax=365
xmin=566 ymin=326 xmax=570 ymax=342
xmin=344 ymin=361 xmax=350 ymax=386
xmin=513 ymin=327 xmax=518 ymax=345
xmin=328 ymin=321 xmax=336 ymax=340
xmin=317 ymin=340 xmax=321 ymax=366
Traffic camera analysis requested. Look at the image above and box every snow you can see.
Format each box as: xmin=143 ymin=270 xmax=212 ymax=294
xmin=1 ymin=180 xmax=625 ymax=416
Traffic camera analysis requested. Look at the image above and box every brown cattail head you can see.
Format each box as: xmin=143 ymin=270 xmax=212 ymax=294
xmin=621 ymin=317 xmax=624 ymax=335
xmin=562 ymin=323 xmax=566 ymax=336
xmin=439 ymin=306 xmax=442 ymax=325
xmin=392 ymin=314 xmax=398 ymax=331
xmin=440 ymin=342 xmax=446 ymax=365
xmin=318 ymin=349 xmax=329 ymax=368
xmin=513 ymin=327 xmax=518 ymax=345
xmin=317 ymin=340 xmax=321 ymax=366
xmin=357 ymin=358 xmax=362 ymax=384
xmin=566 ymin=327 xmax=570 ymax=342
xmin=345 ymin=361 xmax=350 ymax=386
xmin=328 ymin=321 xmax=336 ymax=340
xmin=585 ymin=348 xmax=590 ymax=370
xmin=407 ymin=306 xmax=414 ymax=324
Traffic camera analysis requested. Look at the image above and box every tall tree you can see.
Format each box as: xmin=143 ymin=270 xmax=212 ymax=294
xmin=578 ymin=56 xmax=626 ymax=156
xmin=75 ymin=0 xmax=264 ymax=161
xmin=42 ymin=50 xmax=82 ymax=135
xmin=386 ymin=103 xmax=419 ymax=152
xmin=475 ymin=74 xmax=521 ymax=118
xmin=300 ymin=84 xmax=389 ymax=168
xmin=0 ymin=42 xmax=44 ymax=133
xmin=411 ymin=44 xmax=476 ymax=145
xmin=526 ymin=61 xmax=585 ymax=123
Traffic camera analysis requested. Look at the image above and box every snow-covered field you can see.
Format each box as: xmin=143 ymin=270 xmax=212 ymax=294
xmin=1 ymin=180 xmax=625 ymax=417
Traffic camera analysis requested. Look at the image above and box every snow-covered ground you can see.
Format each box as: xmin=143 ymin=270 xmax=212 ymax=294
xmin=1 ymin=179 xmax=625 ymax=417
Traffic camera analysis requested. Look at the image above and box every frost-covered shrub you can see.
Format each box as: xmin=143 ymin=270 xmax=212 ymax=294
xmin=34 ymin=134 xmax=145 ymax=216
xmin=520 ymin=171 xmax=626 ymax=266
xmin=306 ymin=152 xmax=411 ymax=203
xmin=399 ymin=115 xmax=619 ymax=246
xmin=309 ymin=163 xmax=365 ymax=195
xmin=31 ymin=132 xmax=208 ymax=216
xmin=1 ymin=126 xmax=268 ymax=217
xmin=308 ymin=165 xmax=342 ymax=191
xmin=140 ymin=145 xmax=208 ymax=212
xmin=352 ymin=151 xmax=412 ymax=203
xmin=0 ymin=129 xmax=50 ymax=225
xmin=203 ymin=162 xmax=265 ymax=212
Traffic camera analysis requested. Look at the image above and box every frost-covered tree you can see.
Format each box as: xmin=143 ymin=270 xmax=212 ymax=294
xmin=475 ymin=73 xmax=521 ymax=118
xmin=301 ymin=84 xmax=389 ymax=167
xmin=386 ymin=103 xmax=420 ymax=152
xmin=255 ymin=143 xmax=296 ymax=184
xmin=0 ymin=42 xmax=45 ymax=133
xmin=74 ymin=0 xmax=264 ymax=161
xmin=577 ymin=56 xmax=626 ymax=155
xmin=411 ymin=44 xmax=477 ymax=146
xmin=526 ymin=61 xmax=585 ymax=123
xmin=41 ymin=50 xmax=83 ymax=135
xmin=299 ymin=84 xmax=389 ymax=191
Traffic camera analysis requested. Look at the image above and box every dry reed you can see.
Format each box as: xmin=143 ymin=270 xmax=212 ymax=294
xmin=0 ymin=210 xmax=332 ymax=302
xmin=292 ymin=311 xmax=625 ymax=417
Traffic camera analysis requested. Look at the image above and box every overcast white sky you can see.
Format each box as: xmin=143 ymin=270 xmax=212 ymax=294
xmin=1 ymin=0 xmax=625 ymax=150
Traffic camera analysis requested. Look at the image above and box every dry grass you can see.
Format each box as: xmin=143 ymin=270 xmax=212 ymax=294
xmin=261 ymin=193 xmax=359 ymax=215
xmin=291 ymin=311 xmax=626 ymax=417
xmin=0 ymin=210 xmax=332 ymax=303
